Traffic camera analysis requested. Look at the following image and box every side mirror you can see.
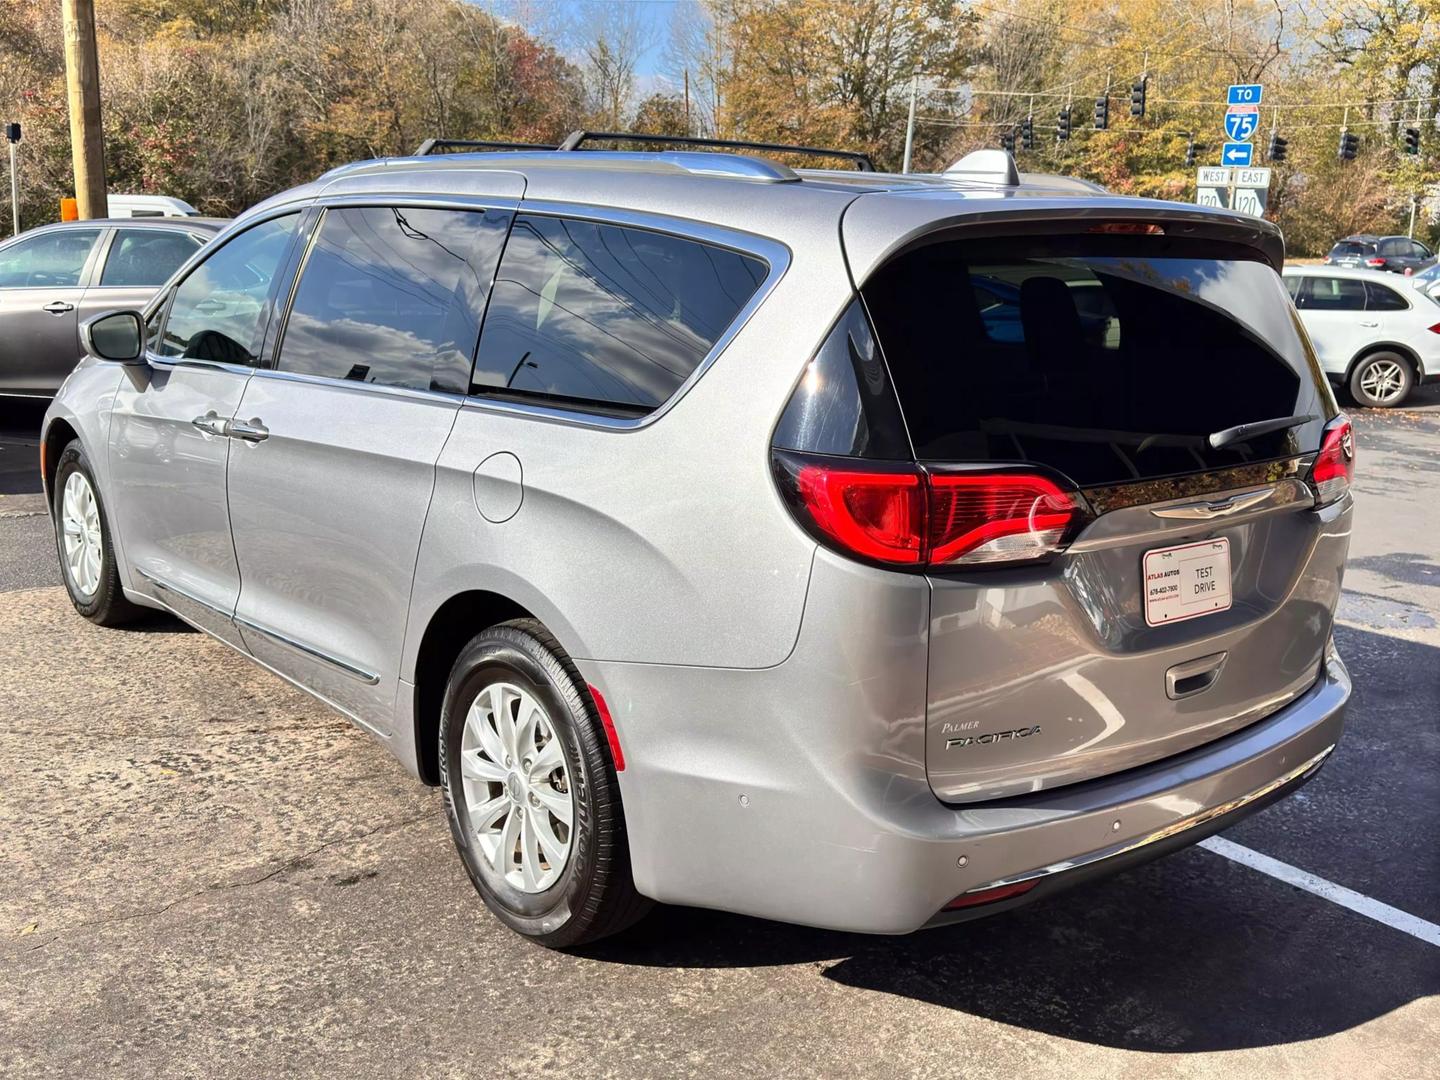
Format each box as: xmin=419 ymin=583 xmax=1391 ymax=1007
xmin=81 ymin=309 xmax=146 ymax=364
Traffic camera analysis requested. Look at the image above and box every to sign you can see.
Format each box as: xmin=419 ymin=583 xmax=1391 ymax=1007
xmin=1224 ymin=105 xmax=1260 ymax=141
xmin=1222 ymin=141 xmax=1253 ymax=166
xmin=1227 ymin=84 xmax=1263 ymax=106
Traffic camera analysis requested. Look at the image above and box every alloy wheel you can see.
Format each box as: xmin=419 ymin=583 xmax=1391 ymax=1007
xmin=1359 ymin=359 xmax=1406 ymax=404
xmin=459 ymin=681 xmax=574 ymax=893
xmin=61 ymin=471 xmax=103 ymax=598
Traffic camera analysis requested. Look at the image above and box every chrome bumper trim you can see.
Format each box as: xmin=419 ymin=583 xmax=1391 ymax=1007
xmin=961 ymin=743 xmax=1335 ymax=895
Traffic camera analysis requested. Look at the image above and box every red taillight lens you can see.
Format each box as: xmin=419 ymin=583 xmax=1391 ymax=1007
xmin=795 ymin=465 xmax=925 ymax=564
xmin=778 ymin=453 xmax=1088 ymax=568
xmin=1309 ymin=416 xmax=1355 ymax=506
xmin=1427 ymin=322 xmax=1440 ymax=335
xmin=928 ymin=472 xmax=1085 ymax=565
xmin=1365 ymin=257 xmax=1386 ymax=267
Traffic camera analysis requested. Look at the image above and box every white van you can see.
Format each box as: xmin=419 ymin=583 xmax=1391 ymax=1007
xmin=105 ymin=194 xmax=199 ymax=218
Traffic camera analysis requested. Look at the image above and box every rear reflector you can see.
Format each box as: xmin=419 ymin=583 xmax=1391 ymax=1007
xmin=774 ymin=451 xmax=1088 ymax=569
xmin=1309 ymin=415 xmax=1355 ymax=507
xmin=587 ymin=684 xmax=625 ymax=772
xmin=944 ymin=879 xmax=1039 ymax=910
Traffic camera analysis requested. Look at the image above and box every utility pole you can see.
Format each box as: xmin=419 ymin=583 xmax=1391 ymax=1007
xmin=61 ymin=0 xmax=106 ymax=220
xmin=683 ymin=69 xmax=691 ymax=136
xmin=5 ymin=123 xmax=19 ymax=237
xmin=902 ymin=74 xmax=918 ymax=174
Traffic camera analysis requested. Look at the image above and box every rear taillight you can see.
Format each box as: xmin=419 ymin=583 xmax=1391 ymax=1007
xmin=1309 ymin=416 xmax=1355 ymax=507
xmin=774 ymin=451 xmax=1089 ymax=568
xmin=1365 ymin=257 xmax=1387 ymax=268
xmin=1428 ymin=322 xmax=1440 ymax=335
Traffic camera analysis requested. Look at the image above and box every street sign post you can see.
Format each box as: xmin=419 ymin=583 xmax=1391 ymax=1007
xmin=1227 ymin=84 xmax=1263 ymax=106
xmin=1222 ymin=141 xmax=1253 ymax=166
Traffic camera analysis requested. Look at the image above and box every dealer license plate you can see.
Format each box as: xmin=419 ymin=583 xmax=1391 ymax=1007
xmin=1143 ymin=539 xmax=1232 ymax=627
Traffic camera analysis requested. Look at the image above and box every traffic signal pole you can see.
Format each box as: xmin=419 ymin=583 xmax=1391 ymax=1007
xmin=61 ymin=0 xmax=107 ymax=220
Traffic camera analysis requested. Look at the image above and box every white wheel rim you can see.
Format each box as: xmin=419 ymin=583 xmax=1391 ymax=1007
xmin=460 ymin=681 xmax=574 ymax=893
xmin=1360 ymin=359 xmax=1405 ymax=403
xmin=61 ymin=471 xmax=103 ymax=598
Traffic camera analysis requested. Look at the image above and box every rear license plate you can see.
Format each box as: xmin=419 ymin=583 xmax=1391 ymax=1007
xmin=1143 ymin=539 xmax=1232 ymax=627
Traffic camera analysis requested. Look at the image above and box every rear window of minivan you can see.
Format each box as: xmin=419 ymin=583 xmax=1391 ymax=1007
xmin=862 ymin=236 xmax=1329 ymax=488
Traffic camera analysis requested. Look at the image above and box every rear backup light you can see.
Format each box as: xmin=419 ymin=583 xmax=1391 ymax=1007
xmin=773 ymin=451 xmax=1089 ymax=568
xmin=944 ymin=880 xmax=1039 ymax=910
xmin=1308 ymin=416 xmax=1355 ymax=507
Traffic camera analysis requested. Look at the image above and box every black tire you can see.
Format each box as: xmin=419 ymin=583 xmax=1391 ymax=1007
xmin=439 ymin=619 xmax=649 ymax=947
xmin=1348 ymin=351 xmax=1414 ymax=408
xmin=51 ymin=440 xmax=146 ymax=626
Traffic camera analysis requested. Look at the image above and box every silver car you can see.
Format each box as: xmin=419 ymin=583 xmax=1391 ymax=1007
xmin=41 ymin=147 xmax=1354 ymax=947
xmin=0 ymin=217 xmax=224 ymax=397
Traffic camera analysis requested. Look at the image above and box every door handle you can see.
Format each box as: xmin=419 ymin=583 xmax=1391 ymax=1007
xmin=1358 ymin=320 xmax=1379 ymax=327
xmin=43 ymin=300 xmax=75 ymax=315
xmin=228 ymin=417 xmax=269 ymax=443
xmin=191 ymin=412 xmax=230 ymax=438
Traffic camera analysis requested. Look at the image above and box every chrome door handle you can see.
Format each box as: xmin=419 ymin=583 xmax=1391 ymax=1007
xmin=43 ymin=300 xmax=75 ymax=315
xmin=191 ymin=412 xmax=230 ymax=437
xmin=228 ymin=417 xmax=269 ymax=443
xmin=1358 ymin=320 xmax=1379 ymax=328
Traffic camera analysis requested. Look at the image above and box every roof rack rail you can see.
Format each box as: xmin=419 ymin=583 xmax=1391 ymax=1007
xmin=556 ymin=130 xmax=875 ymax=172
xmin=415 ymin=138 xmax=557 ymax=155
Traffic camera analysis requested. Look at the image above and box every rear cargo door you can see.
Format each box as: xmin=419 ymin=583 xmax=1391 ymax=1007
xmin=851 ymin=213 xmax=1349 ymax=803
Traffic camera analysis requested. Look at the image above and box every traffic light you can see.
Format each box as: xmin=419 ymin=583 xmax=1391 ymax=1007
xmin=1268 ymin=133 xmax=1287 ymax=162
xmin=1130 ymin=77 xmax=1147 ymax=118
xmin=1094 ymin=94 xmax=1109 ymax=130
xmin=1000 ymin=129 xmax=1015 ymax=153
xmin=1404 ymin=127 xmax=1420 ymax=154
xmin=1339 ymin=131 xmax=1360 ymax=161
xmin=1056 ymin=108 xmax=1071 ymax=141
xmin=1020 ymin=117 xmax=1034 ymax=151
xmin=1184 ymin=138 xmax=1199 ymax=167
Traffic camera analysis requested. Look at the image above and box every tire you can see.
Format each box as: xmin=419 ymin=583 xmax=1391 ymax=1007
xmin=51 ymin=440 xmax=145 ymax=626
xmin=1349 ymin=351 xmax=1414 ymax=408
xmin=439 ymin=619 xmax=649 ymax=947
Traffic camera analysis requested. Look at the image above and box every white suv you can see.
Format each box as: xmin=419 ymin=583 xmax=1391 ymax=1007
xmin=1285 ymin=265 xmax=1439 ymax=407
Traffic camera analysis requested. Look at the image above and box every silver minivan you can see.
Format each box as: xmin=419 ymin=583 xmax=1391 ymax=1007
xmin=42 ymin=146 xmax=1354 ymax=946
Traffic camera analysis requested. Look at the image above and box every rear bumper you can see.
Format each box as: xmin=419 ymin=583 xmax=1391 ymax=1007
xmin=581 ymin=601 xmax=1350 ymax=934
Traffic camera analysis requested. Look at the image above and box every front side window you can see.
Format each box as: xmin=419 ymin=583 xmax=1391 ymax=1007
xmin=0 ymin=229 xmax=101 ymax=288
xmin=160 ymin=214 xmax=298 ymax=365
xmin=1299 ymin=276 xmax=1366 ymax=311
xmin=471 ymin=214 xmax=768 ymax=415
xmin=100 ymin=229 xmax=202 ymax=288
xmin=276 ymin=206 xmax=509 ymax=394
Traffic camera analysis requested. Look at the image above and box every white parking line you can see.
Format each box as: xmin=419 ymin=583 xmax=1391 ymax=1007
xmin=1199 ymin=836 xmax=1440 ymax=948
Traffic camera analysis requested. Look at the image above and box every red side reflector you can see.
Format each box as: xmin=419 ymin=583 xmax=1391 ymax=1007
xmin=587 ymin=684 xmax=625 ymax=772
xmin=1309 ymin=416 xmax=1355 ymax=506
xmin=944 ymin=879 xmax=1039 ymax=910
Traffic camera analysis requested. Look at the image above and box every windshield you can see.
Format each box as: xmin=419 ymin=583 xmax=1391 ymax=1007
xmin=862 ymin=237 xmax=1331 ymax=488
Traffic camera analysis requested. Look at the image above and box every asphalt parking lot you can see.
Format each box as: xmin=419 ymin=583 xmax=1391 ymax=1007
xmin=1 ymin=391 xmax=1437 ymax=1078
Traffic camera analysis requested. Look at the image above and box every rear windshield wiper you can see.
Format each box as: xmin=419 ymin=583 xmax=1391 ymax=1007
xmin=1208 ymin=414 xmax=1317 ymax=450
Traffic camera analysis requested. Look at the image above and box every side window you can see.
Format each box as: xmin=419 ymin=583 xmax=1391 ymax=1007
xmin=0 ymin=229 xmax=101 ymax=288
xmin=276 ymin=206 xmax=509 ymax=394
xmin=160 ymin=214 xmax=298 ymax=365
xmin=99 ymin=229 xmax=202 ymax=288
xmin=1365 ymin=281 xmax=1409 ymax=311
xmin=1284 ymin=276 xmax=1302 ymax=300
xmin=1378 ymin=238 xmax=1407 ymax=257
xmin=1298 ymin=276 xmax=1366 ymax=312
xmin=1410 ymin=241 xmax=1432 ymax=260
xmin=472 ymin=214 xmax=768 ymax=414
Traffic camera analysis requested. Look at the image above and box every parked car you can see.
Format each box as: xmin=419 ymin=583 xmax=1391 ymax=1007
xmin=0 ymin=217 xmax=225 ymax=397
xmin=42 ymin=145 xmax=1353 ymax=947
xmin=1323 ymin=234 xmax=1434 ymax=275
xmin=106 ymin=194 xmax=201 ymax=219
xmin=1284 ymin=265 xmax=1439 ymax=407
xmin=1407 ymin=261 xmax=1440 ymax=304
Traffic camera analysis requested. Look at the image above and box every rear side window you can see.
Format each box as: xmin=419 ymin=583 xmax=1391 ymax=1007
xmin=99 ymin=229 xmax=201 ymax=287
xmin=1299 ymin=277 xmax=1366 ymax=311
xmin=1365 ymin=281 xmax=1409 ymax=311
xmin=1378 ymin=238 xmax=1408 ymax=257
xmin=0 ymin=229 xmax=101 ymax=287
xmin=471 ymin=214 xmax=768 ymax=415
xmin=278 ymin=206 xmax=509 ymax=394
xmin=862 ymin=237 xmax=1328 ymax=487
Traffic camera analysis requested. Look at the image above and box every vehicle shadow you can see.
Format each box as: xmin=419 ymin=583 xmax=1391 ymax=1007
xmin=582 ymin=845 xmax=1438 ymax=1052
